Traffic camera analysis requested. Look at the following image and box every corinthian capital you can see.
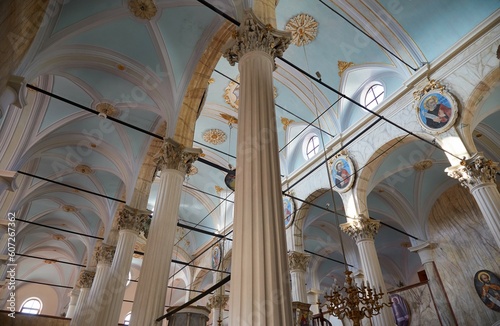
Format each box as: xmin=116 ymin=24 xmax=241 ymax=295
xmin=77 ymin=270 xmax=96 ymax=288
xmin=154 ymin=138 xmax=202 ymax=174
xmin=446 ymin=153 xmax=498 ymax=189
xmin=223 ymin=10 xmax=291 ymax=66
xmin=207 ymin=294 xmax=229 ymax=310
xmin=118 ymin=205 xmax=151 ymax=235
xmin=95 ymin=243 xmax=116 ymax=265
xmin=288 ymin=251 xmax=311 ymax=272
xmin=340 ymin=215 xmax=380 ymax=242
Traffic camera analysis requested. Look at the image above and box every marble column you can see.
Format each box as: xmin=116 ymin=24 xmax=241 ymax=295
xmin=70 ymin=270 xmax=95 ymax=326
xmin=130 ymin=138 xmax=201 ymax=326
xmin=223 ymin=10 xmax=292 ymax=325
xmin=74 ymin=243 xmax=115 ymax=325
xmin=446 ymin=153 xmax=500 ymax=248
xmin=288 ymin=251 xmax=311 ymax=303
xmin=409 ymin=242 xmax=457 ymax=325
xmin=341 ymin=216 xmax=395 ymax=326
xmin=207 ymin=294 xmax=229 ymax=326
xmin=65 ymin=288 xmax=80 ymax=318
xmin=101 ymin=205 xmax=150 ymax=326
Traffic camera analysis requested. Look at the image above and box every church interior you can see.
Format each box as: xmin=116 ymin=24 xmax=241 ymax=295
xmin=0 ymin=0 xmax=499 ymax=325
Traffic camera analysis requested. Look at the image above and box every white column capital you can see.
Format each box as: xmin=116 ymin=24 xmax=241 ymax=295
xmin=288 ymin=251 xmax=311 ymax=272
xmin=154 ymin=138 xmax=202 ymax=173
xmin=446 ymin=153 xmax=498 ymax=190
xmin=409 ymin=241 xmax=437 ymax=264
xmin=118 ymin=205 xmax=151 ymax=236
xmin=207 ymin=294 xmax=229 ymax=310
xmin=95 ymin=243 xmax=116 ymax=265
xmin=223 ymin=9 xmax=291 ymax=66
xmin=341 ymin=215 xmax=380 ymax=242
xmin=76 ymin=270 xmax=95 ymax=288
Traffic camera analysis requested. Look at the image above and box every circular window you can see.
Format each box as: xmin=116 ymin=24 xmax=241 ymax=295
xmin=20 ymin=297 xmax=42 ymax=314
xmin=304 ymin=135 xmax=320 ymax=160
xmin=363 ymin=83 xmax=385 ymax=109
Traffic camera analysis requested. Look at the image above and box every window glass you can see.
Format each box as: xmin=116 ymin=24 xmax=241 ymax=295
xmin=306 ymin=135 xmax=320 ymax=159
xmin=20 ymin=298 xmax=42 ymax=314
xmin=364 ymin=83 xmax=385 ymax=109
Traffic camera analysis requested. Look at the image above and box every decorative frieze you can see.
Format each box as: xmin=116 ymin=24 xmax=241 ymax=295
xmin=77 ymin=270 xmax=96 ymax=288
xmin=118 ymin=205 xmax=151 ymax=235
xmin=446 ymin=153 xmax=498 ymax=189
xmin=154 ymin=138 xmax=202 ymax=174
xmin=223 ymin=10 xmax=291 ymax=66
xmin=288 ymin=251 xmax=311 ymax=272
xmin=207 ymin=294 xmax=229 ymax=310
xmin=95 ymin=243 xmax=116 ymax=265
xmin=340 ymin=215 xmax=380 ymax=242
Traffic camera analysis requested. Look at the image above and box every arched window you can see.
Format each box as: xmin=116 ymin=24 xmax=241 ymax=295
xmin=124 ymin=312 xmax=131 ymax=325
xmin=20 ymin=297 xmax=42 ymax=314
xmin=363 ymin=83 xmax=385 ymax=109
xmin=305 ymin=135 xmax=320 ymax=159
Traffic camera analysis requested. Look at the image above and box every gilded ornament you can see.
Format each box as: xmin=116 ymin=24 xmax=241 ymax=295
xmin=413 ymin=159 xmax=433 ymax=171
xmin=62 ymin=205 xmax=77 ymax=212
xmin=224 ymin=76 xmax=277 ymax=110
xmin=129 ymin=0 xmax=157 ymax=20
xmin=285 ymin=14 xmax=318 ymax=46
xmin=95 ymin=102 xmax=118 ymax=117
xmin=220 ymin=113 xmax=238 ymax=126
xmin=338 ymin=61 xmax=354 ymax=77
xmin=413 ymin=78 xmax=446 ymax=101
xmin=75 ymin=164 xmax=93 ymax=174
xmin=202 ymin=129 xmax=227 ymax=145
xmin=52 ymin=234 xmax=66 ymax=241
xmin=280 ymin=117 xmax=295 ymax=130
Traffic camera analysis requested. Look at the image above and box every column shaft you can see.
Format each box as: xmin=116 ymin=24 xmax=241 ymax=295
xmin=470 ymin=183 xmax=500 ymax=247
xmin=130 ymin=169 xmax=184 ymax=325
xmin=81 ymin=262 xmax=111 ymax=324
xmin=65 ymin=288 xmax=80 ymax=318
xmin=71 ymin=288 xmax=90 ymax=325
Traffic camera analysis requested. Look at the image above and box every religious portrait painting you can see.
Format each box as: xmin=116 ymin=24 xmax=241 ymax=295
xmin=390 ymin=294 xmax=410 ymax=326
xmin=474 ymin=269 xmax=500 ymax=312
xmin=283 ymin=196 xmax=295 ymax=228
xmin=212 ymin=244 xmax=221 ymax=269
xmin=330 ymin=154 xmax=355 ymax=192
xmin=416 ymin=90 xmax=458 ymax=134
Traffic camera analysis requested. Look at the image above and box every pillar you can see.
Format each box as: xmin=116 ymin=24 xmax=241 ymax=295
xmin=72 ymin=243 xmax=115 ymax=325
xmin=288 ymin=251 xmax=311 ymax=303
xmin=341 ymin=215 xmax=395 ymax=326
xmin=409 ymin=242 xmax=457 ymax=325
xmin=222 ymin=10 xmax=292 ymax=325
xmin=446 ymin=153 xmax=500 ymax=248
xmin=70 ymin=270 xmax=95 ymax=325
xmin=65 ymin=288 xmax=80 ymax=318
xmin=101 ymin=205 xmax=150 ymax=326
xmin=167 ymin=306 xmax=210 ymax=326
xmin=207 ymin=294 xmax=229 ymax=326
xmin=129 ymin=138 xmax=201 ymax=326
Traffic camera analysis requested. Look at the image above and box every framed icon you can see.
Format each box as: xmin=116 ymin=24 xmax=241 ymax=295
xmin=416 ymin=90 xmax=458 ymax=134
xmin=330 ymin=154 xmax=355 ymax=193
xmin=212 ymin=244 xmax=221 ymax=269
xmin=389 ymin=294 xmax=410 ymax=326
xmin=283 ymin=196 xmax=295 ymax=228
xmin=474 ymin=269 xmax=500 ymax=312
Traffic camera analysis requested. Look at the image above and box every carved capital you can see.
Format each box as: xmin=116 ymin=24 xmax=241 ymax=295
xmin=77 ymin=270 xmax=95 ymax=288
xmin=446 ymin=153 xmax=498 ymax=189
xmin=223 ymin=10 xmax=291 ymax=66
xmin=340 ymin=215 xmax=380 ymax=242
xmin=118 ymin=205 xmax=151 ymax=235
xmin=154 ymin=138 xmax=202 ymax=174
xmin=207 ymin=294 xmax=229 ymax=310
xmin=95 ymin=243 xmax=116 ymax=265
xmin=288 ymin=251 xmax=310 ymax=272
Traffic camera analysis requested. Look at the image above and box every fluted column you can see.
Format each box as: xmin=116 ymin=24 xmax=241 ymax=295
xmin=341 ymin=216 xmax=395 ymax=326
xmin=409 ymin=242 xmax=457 ymax=325
xmin=65 ymin=288 xmax=80 ymax=318
xmin=130 ymin=138 xmax=201 ymax=326
xmin=223 ymin=10 xmax=292 ymax=325
xmin=288 ymin=251 xmax=311 ymax=303
xmin=446 ymin=153 xmax=500 ymax=248
xmin=101 ymin=205 xmax=150 ymax=326
xmin=70 ymin=270 xmax=95 ymax=325
xmin=73 ymin=243 xmax=115 ymax=325
xmin=207 ymin=294 xmax=229 ymax=326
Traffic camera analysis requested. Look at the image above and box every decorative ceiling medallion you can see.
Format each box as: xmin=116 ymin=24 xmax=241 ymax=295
xmin=96 ymin=102 xmax=118 ymax=118
xmin=202 ymin=129 xmax=227 ymax=145
xmin=413 ymin=159 xmax=433 ymax=171
xmin=44 ymin=260 xmax=56 ymax=264
xmin=285 ymin=14 xmax=318 ymax=46
xmin=187 ymin=165 xmax=198 ymax=175
xmin=338 ymin=61 xmax=354 ymax=77
xmin=128 ymin=0 xmax=157 ymax=20
xmin=224 ymin=76 xmax=277 ymax=110
xmin=75 ymin=164 xmax=93 ymax=175
xmin=52 ymin=234 xmax=66 ymax=241
xmin=62 ymin=205 xmax=77 ymax=212
xmin=117 ymin=64 xmax=126 ymax=71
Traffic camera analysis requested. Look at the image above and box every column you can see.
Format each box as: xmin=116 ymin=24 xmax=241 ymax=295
xmin=288 ymin=251 xmax=311 ymax=303
xmin=70 ymin=270 xmax=95 ymax=326
xmin=167 ymin=306 xmax=211 ymax=326
xmin=446 ymin=153 xmax=500 ymax=248
xmin=207 ymin=294 xmax=229 ymax=326
xmin=341 ymin=215 xmax=395 ymax=326
xmin=65 ymin=288 xmax=80 ymax=318
xmin=101 ymin=205 xmax=150 ymax=326
xmin=72 ymin=243 xmax=115 ymax=326
xmin=409 ymin=242 xmax=457 ymax=325
xmin=223 ymin=10 xmax=292 ymax=325
xmin=130 ymin=138 xmax=201 ymax=326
